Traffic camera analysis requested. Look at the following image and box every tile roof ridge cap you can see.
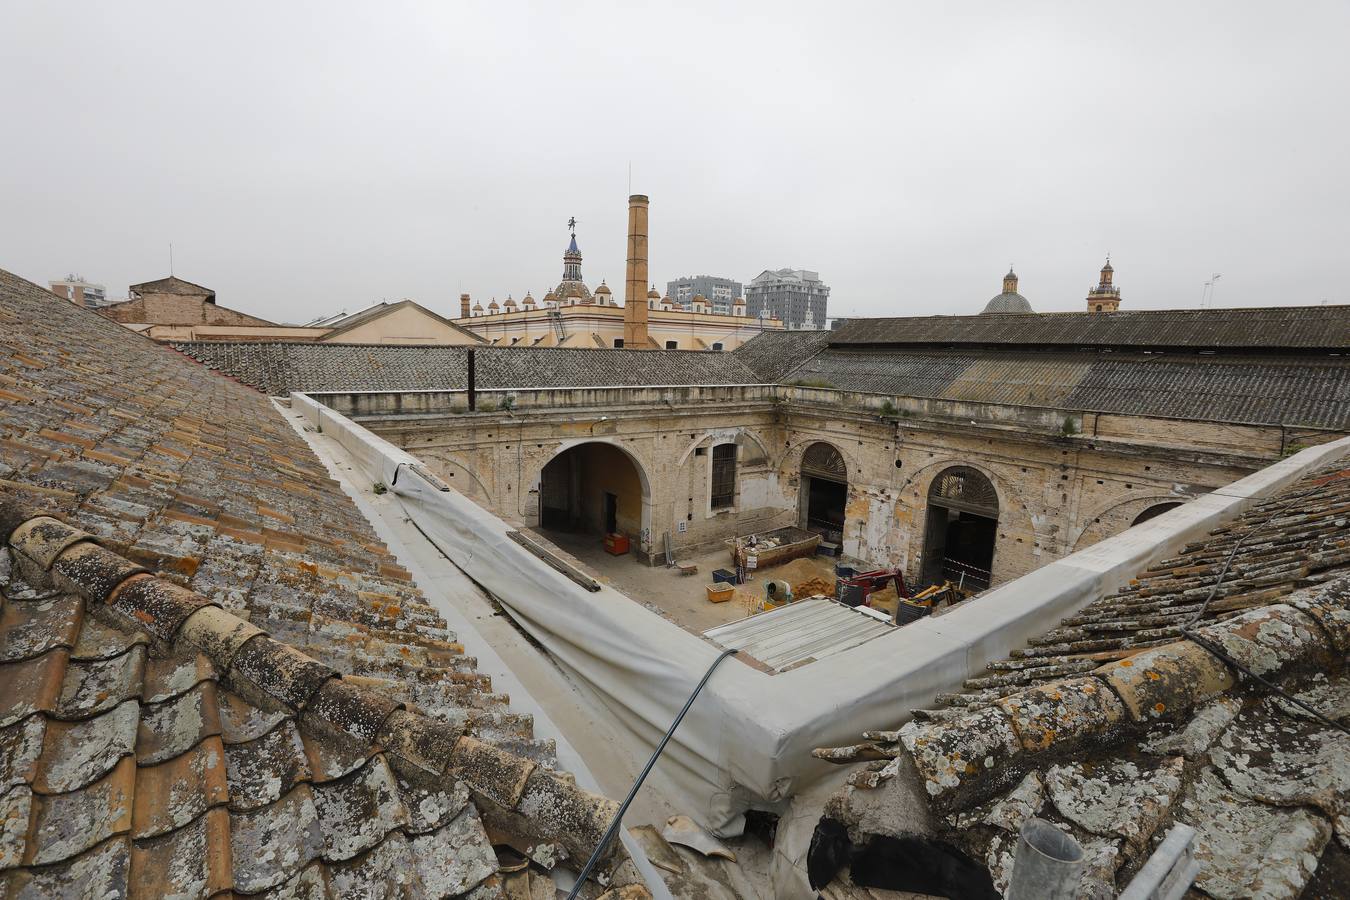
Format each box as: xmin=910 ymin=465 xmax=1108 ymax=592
xmin=814 ymin=601 xmax=1341 ymax=811
xmin=1 ymin=491 xmax=627 ymax=868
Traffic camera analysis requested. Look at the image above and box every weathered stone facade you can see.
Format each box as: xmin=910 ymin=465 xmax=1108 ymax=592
xmin=341 ymin=384 xmax=1281 ymax=586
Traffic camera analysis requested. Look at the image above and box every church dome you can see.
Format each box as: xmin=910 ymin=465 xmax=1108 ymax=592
xmin=980 ymin=268 xmax=1034 ymax=315
xmin=595 ymin=282 xmax=611 ymax=295
xmin=980 ymin=292 xmax=1034 ymax=314
xmin=647 ymin=286 xmax=661 ymax=300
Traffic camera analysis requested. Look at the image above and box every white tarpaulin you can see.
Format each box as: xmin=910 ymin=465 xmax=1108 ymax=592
xmin=292 ymin=393 xmax=1350 ymax=837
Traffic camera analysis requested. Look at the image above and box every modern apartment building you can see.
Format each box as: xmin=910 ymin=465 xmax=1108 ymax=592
xmin=49 ymin=274 xmax=111 ymax=308
xmin=666 ymin=275 xmax=742 ymax=314
xmin=744 ymin=268 xmax=829 ymax=329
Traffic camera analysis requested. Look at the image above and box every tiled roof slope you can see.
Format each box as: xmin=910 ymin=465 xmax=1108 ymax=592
xmin=171 ymin=342 xmax=471 ymax=394
xmin=732 ymin=330 xmax=833 ymax=383
xmin=0 ymin=269 xmax=635 ymax=897
xmin=172 ymin=341 xmax=764 ymax=395
xmin=473 ymin=345 xmax=761 ymax=388
xmin=809 ymin=462 xmax=1350 ymax=899
xmin=781 ymin=348 xmax=1350 ymax=428
xmin=828 ymin=305 xmax=1350 ymax=350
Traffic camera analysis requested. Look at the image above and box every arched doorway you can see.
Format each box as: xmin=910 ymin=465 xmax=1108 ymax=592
xmin=538 ymin=442 xmax=648 ymax=539
xmin=921 ymin=466 xmax=999 ymax=590
xmin=1132 ymin=502 xmax=1182 ymax=527
xmin=801 ymin=441 xmax=848 ymax=543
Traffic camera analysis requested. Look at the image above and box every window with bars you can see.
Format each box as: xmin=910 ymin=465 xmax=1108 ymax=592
xmin=711 ymin=443 xmax=737 ymax=509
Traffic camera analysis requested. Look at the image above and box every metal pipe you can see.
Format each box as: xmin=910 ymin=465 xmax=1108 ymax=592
xmin=1006 ymin=818 xmax=1085 ymax=900
xmin=1118 ymin=823 xmax=1199 ymax=900
xmin=466 ymin=348 xmax=476 ymax=411
xmin=566 ymin=647 xmax=740 ymax=899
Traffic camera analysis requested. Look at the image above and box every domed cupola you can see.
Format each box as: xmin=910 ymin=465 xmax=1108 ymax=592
xmin=980 ymin=267 xmax=1035 ymax=315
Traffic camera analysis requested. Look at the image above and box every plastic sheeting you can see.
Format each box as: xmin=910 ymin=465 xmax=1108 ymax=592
xmin=291 ymin=393 xmax=1350 ymax=837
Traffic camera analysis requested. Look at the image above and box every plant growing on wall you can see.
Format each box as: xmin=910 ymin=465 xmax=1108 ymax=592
xmin=880 ymin=399 xmax=899 ymax=417
xmin=1061 ymin=416 xmax=1079 ymax=436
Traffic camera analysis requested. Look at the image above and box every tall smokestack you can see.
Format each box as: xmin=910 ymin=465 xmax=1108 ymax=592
xmin=623 ymin=194 xmax=650 ymax=349
xmin=459 ymin=293 xmax=471 ymax=319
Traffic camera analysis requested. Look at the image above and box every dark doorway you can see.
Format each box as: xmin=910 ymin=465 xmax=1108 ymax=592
xmin=806 ymin=478 xmax=847 ymax=533
xmin=538 ymin=442 xmax=644 ymax=537
xmin=801 ymin=442 xmax=848 ymax=543
xmin=921 ymin=467 xmax=999 ymax=590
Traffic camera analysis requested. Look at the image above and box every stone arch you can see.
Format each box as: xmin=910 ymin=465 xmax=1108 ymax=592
xmin=528 ymin=439 xmax=653 ymax=547
xmin=796 ymin=440 xmax=850 ymax=541
xmin=676 ymin=428 xmax=772 ymax=468
xmin=779 ymin=437 xmax=856 ymax=484
xmin=916 ymin=462 xmax=1003 ymax=590
xmin=1070 ymin=495 xmax=1189 ymax=552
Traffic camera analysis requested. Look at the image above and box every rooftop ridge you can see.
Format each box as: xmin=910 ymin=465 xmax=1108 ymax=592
xmin=0 ymin=490 xmax=626 ymax=872
xmin=813 ymin=590 xmax=1348 ymax=811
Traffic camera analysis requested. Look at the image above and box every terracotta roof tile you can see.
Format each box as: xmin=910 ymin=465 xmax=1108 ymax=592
xmin=0 ymin=267 xmax=638 ymax=896
xmin=810 ymin=458 xmax=1350 ymax=899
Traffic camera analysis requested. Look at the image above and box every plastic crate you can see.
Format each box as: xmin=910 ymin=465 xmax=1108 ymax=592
xmin=706 ymin=584 xmax=735 ymax=603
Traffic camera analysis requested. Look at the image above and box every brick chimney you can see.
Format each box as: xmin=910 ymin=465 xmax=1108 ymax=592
xmin=623 ymin=194 xmax=651 ymax=349
xmin=460 ymin=293 xmax=471 ymax=319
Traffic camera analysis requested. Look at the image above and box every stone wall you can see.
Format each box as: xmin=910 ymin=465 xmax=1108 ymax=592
xmin=100 ymin=293 xmax=274 ymax=326
xmin=325 ymin=384 xmax=1328 ymax=585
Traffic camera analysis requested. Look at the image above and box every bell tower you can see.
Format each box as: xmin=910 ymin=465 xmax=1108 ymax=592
xmin=1087 ymin=258 xmax=1121 ymax=313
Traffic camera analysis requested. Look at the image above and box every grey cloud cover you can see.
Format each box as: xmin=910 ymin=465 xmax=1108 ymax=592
xmin=2 ymin=1 xmax=1347 ymax=322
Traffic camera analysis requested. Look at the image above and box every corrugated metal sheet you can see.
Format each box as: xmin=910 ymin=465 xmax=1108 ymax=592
xmin=703 ymin=597 xmax=898 ymax=672
xmin=829 ymin=306 xmax=1350 ymax=350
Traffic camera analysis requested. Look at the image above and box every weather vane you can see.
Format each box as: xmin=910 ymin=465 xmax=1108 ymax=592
xmin=567 ymin=216 xmax=577 ymax=235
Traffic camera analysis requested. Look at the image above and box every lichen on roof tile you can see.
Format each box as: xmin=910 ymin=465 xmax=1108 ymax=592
xmin=136 ymin=680 xmax=222 ymax=765
xmin=26 ymin=755 xmax=135 ymax=866
xmin=409 ymin=802 xmax=500 ymax=896
xmin=128 ymin=805 xmax=232 ymax=899
xmin=56 ymin=643 xmax=146 ymax=719
xmin=229 ymin=783 xmax=326 ymax=893
xmin=1177 ymin=767 xmax=1332 ymax=900
xmin=33 ymin=698 xmax=138 ymax=793
xmin=4 ymin=834 xmax=130 ymax=900
xmin=1044 ymin=756 xmax=1184 ymax=856
xmin=310 ymin=754 xmax=410 ymax=862
xmin=1210 ymin=690 xmax=1350 ymax=825
xmin=131 ymin=735 xmax=229 ymax=839
xmin=0 ymin=594 xmax=83 ymax=662
xmin=224 ymin=718 xmax=312 ymax=812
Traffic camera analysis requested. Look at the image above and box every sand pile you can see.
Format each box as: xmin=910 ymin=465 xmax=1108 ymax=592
xmin=771 ymin=557 xmax=837 ymax=599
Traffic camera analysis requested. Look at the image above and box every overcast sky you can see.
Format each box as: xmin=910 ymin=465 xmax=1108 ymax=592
xmin=4 ymin=2 xmax=1348 ymax=323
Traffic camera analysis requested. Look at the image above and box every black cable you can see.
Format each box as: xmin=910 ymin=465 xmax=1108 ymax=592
xmin=566 ymin=647 xmax=741 ymax=899
xmin=1180 ymin=629 xmax=1349 ymax=736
